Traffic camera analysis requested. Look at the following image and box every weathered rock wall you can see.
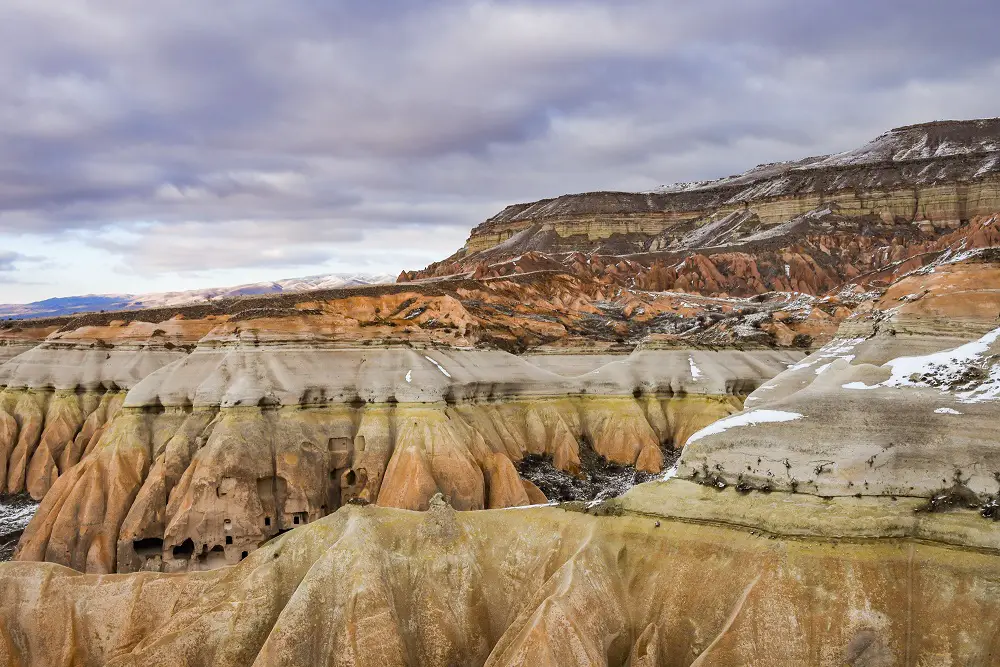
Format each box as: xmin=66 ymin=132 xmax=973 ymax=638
xmin=16 ymin=346 xmax=799 ymax=573
xmin=0 ymin=388 xmax=125 ymax=498
xmin=0 ymin=334 xmax=191 ymax=500
xmin=3 ymin=481 xmax=1000 ymax=666
xmin=422 ymin=119 xmax=1000 ymax=282
xmin=1 ymin=198 xmax=998 ymax=662
xmin=678 ymin=257 xmax=1000 ymax=500
xmin=465 ymin=177 xmax=1000 ymax=253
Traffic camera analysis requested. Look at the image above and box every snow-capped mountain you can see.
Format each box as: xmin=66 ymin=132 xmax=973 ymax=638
xmin=0 ymin=273 xmax=396 ymax=319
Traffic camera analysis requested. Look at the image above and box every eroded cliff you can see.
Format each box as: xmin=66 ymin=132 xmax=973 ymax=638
xmin=0 ymin=118 xmax=999 ymax=666
xmin=433 ymin=119 xmax=1000 ymax=258
xmin=3 ymin=274 xmax=810 ymax=573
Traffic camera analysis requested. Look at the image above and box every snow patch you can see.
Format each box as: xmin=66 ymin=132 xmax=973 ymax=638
xmin=841 ymin=381 xmax=877 ymax=390
xmin=404 ymin=370 xmax=412 ymax=383
xmin=687 ymin=410 xmax=805 ymax=444
xmin=842 ymin=327 xmax=1000 ymax=403
xmin=975 ymin=156 xmax=998 ymax=178
xmin=0 ymin=500 xmax=36 ymax=531
xmin=959 ymin=365 xmax=1000 ymax=404
xmin=688 ymin=356 xmax=703 ymax=379
xmin=423 ymin=355 xmax=452 ymax=378
xmin=788 ymin=337 xmax=864 ymax=372
xmin=934 ymin=407 xmax=963 ymax=415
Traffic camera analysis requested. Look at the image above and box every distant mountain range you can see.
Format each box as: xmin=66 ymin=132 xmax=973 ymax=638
xmin=0 ymin=273 xmax=396 ymax=320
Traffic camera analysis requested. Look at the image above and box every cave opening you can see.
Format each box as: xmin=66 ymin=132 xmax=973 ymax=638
xmin=132 ymin=537 xmax=163 ymax=557
xmin=172 ymin=539 xmax=195 ymax=558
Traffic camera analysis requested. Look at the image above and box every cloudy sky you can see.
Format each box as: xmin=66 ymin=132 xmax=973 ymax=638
xmin=1 ymin=0 xmax=999 ymax=302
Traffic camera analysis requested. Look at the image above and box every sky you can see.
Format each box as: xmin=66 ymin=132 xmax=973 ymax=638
xmin=1 ymin=0 xmax=999 ymax=303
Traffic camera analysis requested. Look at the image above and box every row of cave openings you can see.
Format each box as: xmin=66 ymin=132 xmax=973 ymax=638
xmin=134 ymin=435 xmax=370 ymax=569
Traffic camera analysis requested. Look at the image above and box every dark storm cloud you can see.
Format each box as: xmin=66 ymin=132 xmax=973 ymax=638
xmin=0 ymin=0 xmax=998 ymax=274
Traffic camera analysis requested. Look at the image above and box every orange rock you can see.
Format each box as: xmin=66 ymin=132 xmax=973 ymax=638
xmin=0 ymin=410 xmax=17 ymax=493
xmin=376 ymin=442 xmax=440 ymax=511
xmin=635 ymin=444 xmax=664 ymax=474
xmin=6 ymin=394 xmax=45 ymax=494
xmin=521 ymin=479 xmax=548 ymax=505
xmin=486 ymin=452 xmax=530 ymax=509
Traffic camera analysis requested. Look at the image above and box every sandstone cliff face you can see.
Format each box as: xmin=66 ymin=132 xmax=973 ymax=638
xmin=14 ymin=345 xmax=794 ymax=574
xmin=451 ymin=119 xmax=1000 ymax=255
xmin=414 ymin=208 xmax=1000 ymax=302
xmin=2 ymin=264 xmax=829 ymax=572
xmin=411 ymin=120 xmax=1000 ymax=310
xmin=3 ymin=244 xmax=1000 ymax=666
xmin=0 ymin=316 xmax=210 ymax=500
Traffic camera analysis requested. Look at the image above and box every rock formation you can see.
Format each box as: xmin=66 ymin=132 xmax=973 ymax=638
xmin=12 ymin=340 xmax=796 ymax=574
xmin=678 ymin=249 xmax=1000 ymax=500
xmin=3 ymin=246 xmax=1000 ymax=666
xmin=2 ymin=279 xmax=808 ymax=573
xmin=1 ymin=117 xmax=999 ymax=665
xmin=3 ymin=410 xmax=1000 ymax=665
xmin=411 ymin=119 xmax=1000 ymax=299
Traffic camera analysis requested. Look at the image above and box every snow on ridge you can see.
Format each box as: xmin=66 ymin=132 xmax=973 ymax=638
xmin=136 ymin=272 xmax=396 ymax=307
xmin=0 ymin=272 xmax=397 ymax=318
xmin=787 ymin=337 xmax=864 ymax=372
xmin=424 ymin=355 xmax=453 ymax=378
xmin=842 ymin=327 xmax=1000 ymax=403
xmin=961 ymin=365 xmax=1000 ymax=403
xmin=976 ymin=156 xmax=1000 ymax=178
xmin=687 ymin=410 xmax=805 ymax=444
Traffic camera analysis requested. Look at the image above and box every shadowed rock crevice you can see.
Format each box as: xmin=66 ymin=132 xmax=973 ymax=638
xmin=0 ymin=493 xmax=37 ymax=561
xmin=516 ymin=439 xmax=681 ymax=503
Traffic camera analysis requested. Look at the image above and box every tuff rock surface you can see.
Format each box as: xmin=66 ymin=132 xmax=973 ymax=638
xmin=1 ymin=118 xmax=999 ymax=666
xmin=2 ymin=279 xmax=804 ymax=573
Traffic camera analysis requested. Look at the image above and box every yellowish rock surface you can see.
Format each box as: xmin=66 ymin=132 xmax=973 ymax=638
xmin=2 ymin=480 xmax=1000 ymax=666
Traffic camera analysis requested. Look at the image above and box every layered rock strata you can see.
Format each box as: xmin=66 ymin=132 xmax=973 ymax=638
xmin=0 ymin=315 xmax=213 ymax=500
xmin=410 ymin=120 xmax=1000 ymax=305
xmin=454 ymin=119 xmax=1000 ymax=256
xmin=2 ymin=267 xmax=826 ymax=573
xmin=3 ymin=240 xmax=999 ymax=667
xmin=0 ymin=273 xmax=820 ymax=513
xmin=15 ymin=345 xmax=797 ymax=574
xmin=0 ymin=119 xmax=999 ymax=665
xmin=412 ymin=206 xmax=1000 ymax=301
xmin=679 ymin=254 xmax=1000 ymax=502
